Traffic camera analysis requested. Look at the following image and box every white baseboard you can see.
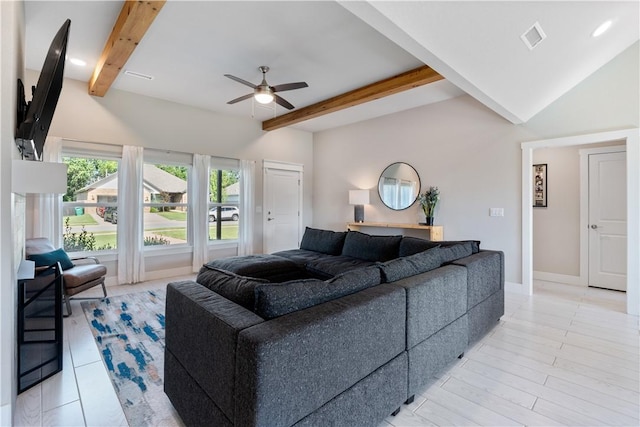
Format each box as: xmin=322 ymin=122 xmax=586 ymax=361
xmin=142 ymin=266 xmax=194 ymax=283
xmin=505 ymin=281 xmax=529 ymax=295
xmin=533 ymin=271 xmax=585 ymax=286
xmin=104 ymin=266 xmax=194 ymax=287
xmin=1 ymin=403 xmax=11 ymax=427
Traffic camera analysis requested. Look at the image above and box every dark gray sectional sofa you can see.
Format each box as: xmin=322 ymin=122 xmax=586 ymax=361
xmin=164 ymin=228 xmax=504 ymax=427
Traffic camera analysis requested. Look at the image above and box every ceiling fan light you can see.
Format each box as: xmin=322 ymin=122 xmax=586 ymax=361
xmin=254 ymin=85 xmax=274 ymax=104
xmin=592 ymin=20 xmax=612 ymax=37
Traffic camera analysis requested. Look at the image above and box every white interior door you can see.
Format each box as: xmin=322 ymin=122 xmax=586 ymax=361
xmin=588 ymin=151 xmax=627 ymax=291
xmin=263 ymin=166 xmax=301 ymax=253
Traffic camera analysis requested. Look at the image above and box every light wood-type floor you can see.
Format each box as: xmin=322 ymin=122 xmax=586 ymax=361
xmin=14 ymin=278 xmax=639 ymax=427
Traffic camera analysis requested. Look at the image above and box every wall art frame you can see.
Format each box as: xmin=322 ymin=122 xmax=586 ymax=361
xmin=533 ymin=163 xmax=547 ymax=207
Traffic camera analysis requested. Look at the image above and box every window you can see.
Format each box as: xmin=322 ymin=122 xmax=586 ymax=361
xmin=209 ymin=167 xmax=240 ymax=241
xmin=61 ymin=144 xmax=243 ymax=258
xmin=61 ymin=155 xmax=119 ymax=253
xmin=142 ymin=162 xmax=189 ymax=247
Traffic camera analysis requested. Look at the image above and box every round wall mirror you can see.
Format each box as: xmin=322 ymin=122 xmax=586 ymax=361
xmin=378 ymin=162 xmax=421 ymax=210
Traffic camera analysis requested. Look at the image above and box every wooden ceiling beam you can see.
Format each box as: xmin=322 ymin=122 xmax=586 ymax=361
xmin=88 ymin=0 xmax=166 ymax=97
xmin=262 ymin=65 xmax=444 ymax=131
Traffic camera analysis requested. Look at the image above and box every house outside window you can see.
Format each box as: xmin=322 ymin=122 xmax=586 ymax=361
xmin=62 ymin=156 xmax=119 ymax=253
xmin=142 ymin=163 xmax=189 ymax=247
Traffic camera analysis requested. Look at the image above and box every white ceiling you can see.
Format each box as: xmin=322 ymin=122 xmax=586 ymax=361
xmin=24 ymin=1 xmax=639 ymax=133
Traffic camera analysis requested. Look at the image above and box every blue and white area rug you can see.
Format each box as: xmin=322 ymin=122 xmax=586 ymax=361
xmin=82 ymin=289 xmax=182 ymax=426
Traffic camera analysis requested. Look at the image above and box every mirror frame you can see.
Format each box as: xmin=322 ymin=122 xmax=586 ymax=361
xmin=378 ymin=162 xmax=421 ymax=211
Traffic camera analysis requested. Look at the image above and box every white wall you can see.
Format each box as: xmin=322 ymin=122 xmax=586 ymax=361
xmin=24 ymin=70 xmax=314 ymax=272
xmin=0 ymin=1 xmax=25 ymax=423
xmin=532 ymin=146 xmax=581 ymax=276
xmin=313 ymin=41 xmax=639 ymax=285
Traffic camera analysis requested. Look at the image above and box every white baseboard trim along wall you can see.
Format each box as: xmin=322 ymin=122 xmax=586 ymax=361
xmin=533 ymin=271 xmax=584 ymax=286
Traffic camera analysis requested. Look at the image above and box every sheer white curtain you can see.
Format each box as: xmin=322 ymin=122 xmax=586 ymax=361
xmin=238 ymin=159 xmax=255 ymax=256
xmin=32 ymin=136 xmax=63 ymax=247
xmin=117 ymin=145 xmax=144 ymax=284
xmin=190 ymin=153 xmax=210 ymax=272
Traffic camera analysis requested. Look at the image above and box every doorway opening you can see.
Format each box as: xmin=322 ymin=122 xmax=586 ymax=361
xmin=521 ymin=129 xmax=639 ymax=315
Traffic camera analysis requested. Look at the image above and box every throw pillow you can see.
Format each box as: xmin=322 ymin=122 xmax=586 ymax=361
xmin=196 ymin=266 xmax=268 ymax=310
xmin=341 ymin=231 xmax=402 ymax=262
xmin=439 ymin=243 xmax=473 ymax=264
xmin=399 ymin=238 xmax=481 ymax=257
xmin=398 ymin=237 xmax=439 ymax=257
xmin=28 ymin=248 xmax=74 ymax=270
xmin=299 ymin=227 xmax=347 ymax=255
xmin=379 ymin=246 xmax=442 ymax=283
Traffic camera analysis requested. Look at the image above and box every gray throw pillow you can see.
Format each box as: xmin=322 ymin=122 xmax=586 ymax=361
xmin=379 ymin=246 xmax=442 ymax=283
xmin=439 ymin=243 xmax=473 ymax=264
xmin=300 ymin=227 xmax=347 ymax=255
xmin=341 ymin=231 xmax=402 ymax=261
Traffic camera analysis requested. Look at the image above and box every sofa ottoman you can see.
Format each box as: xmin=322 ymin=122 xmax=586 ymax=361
xmin=203 ymin=254 xmax=308 ymax=282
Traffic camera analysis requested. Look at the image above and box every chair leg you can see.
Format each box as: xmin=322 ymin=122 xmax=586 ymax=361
xmin=63 ymin=294 xmax=72 ymax=317
xmin=101 ymin=281 xmax=108 ymax=297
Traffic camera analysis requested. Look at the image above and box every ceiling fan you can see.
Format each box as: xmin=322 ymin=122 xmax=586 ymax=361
xmin=225 ymin=66 xmax=308 ymax=110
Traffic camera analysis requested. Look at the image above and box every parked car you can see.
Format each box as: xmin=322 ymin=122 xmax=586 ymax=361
xmin=104 ymin=207 xmax=118 ymax=224
xmin=209 ymin=206 xmax=239 ymax=222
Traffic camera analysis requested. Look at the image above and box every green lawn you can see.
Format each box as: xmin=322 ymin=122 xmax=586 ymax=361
xmin=64 ymin=214 xmax=98 ymax=226
xmin=156 ymin=211 xmax=187 ymax=221
xmin=64 ymin=223 xmax=239 ymax=252
xmin=151 ymin=224 xmax=239 ymax=241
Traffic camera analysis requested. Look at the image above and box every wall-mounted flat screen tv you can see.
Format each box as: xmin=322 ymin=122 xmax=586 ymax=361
xmin=16 ymin=19 xmax=70 ymax=161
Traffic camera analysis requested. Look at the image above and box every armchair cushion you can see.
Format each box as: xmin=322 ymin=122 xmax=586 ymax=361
xmin=63 ymin=264 xmax=107 ymax=290
xmin=28 ymin=248 xmax=75 ymax=270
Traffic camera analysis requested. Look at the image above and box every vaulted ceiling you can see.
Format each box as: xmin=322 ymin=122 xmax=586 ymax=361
xmin=24 ymin=1 xmax=639 ymax=133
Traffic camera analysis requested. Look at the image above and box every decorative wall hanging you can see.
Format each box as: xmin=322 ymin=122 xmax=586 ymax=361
xmin=533 ymin=163 xmax=547 ymax=207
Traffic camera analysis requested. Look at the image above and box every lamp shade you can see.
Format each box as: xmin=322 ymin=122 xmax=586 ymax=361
xmin=12 ymin=160 xmax=68 ymax=194
xmin=349 ymin=189 xmax=370 ymax=205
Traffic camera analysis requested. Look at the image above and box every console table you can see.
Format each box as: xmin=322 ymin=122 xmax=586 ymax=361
xmin=17 ymin=260 xmax=63 ymax=393
xmin=347 ymin=222 xmax=444 ymax=241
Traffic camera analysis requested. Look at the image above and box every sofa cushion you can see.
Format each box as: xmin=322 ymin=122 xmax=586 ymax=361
xmin=300 ymin=227 xmax=347 ymax=255
xmin=378 ymin=246 xmax=442 ymax=283
xmin=439 ymin=243 xmax=474 ymax=264
xmin=203 ymin=254 xmax=307 ymax=282
xmin=28 ymin=248 xmax=75 ymax=270
xmin=197 ymin=266 xmax=268 ymax=310
xmin=341 ymin=231 xmax=402 ymax=262
xmin=399 ymin=237 xmax=480 ymax=257
xmin=327 ymin=264 xmax=382 ymax=289
xmin=306 ymin=255 xmax=375 ymax=279
xmin=254 ymin=265 xmax=382 ymax=319
xmin=271 ymin=249 xmax=328 ymax=269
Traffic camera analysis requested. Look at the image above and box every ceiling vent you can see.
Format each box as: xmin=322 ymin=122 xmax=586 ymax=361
xmin=521 ymin=22 xmax=546 ymax=50
xmin=124 ymin=70 xmax=154 ymax=80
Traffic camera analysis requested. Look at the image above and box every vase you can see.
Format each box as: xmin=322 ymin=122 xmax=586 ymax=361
xmin=425 ymin=217 xmax=434 ymax=226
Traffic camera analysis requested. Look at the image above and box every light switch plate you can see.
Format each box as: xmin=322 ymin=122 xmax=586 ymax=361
xmin=490 ymin=208 xmax=504 ymax=217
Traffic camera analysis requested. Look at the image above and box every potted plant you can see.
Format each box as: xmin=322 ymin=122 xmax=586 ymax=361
xmin=418 ymin=186 xmax=440 ymax=226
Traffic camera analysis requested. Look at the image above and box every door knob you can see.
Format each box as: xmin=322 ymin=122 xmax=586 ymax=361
xmin=267 ymin=217 xmax=274 ymax=221
xmin=590 ymin=224 xmax=598 ymax=229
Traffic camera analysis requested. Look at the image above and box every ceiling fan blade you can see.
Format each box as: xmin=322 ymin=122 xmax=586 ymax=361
xmin=271 ymin=82 xmax=308 ymax=92
xmin=224 ymin=74 xmax=257 ymax=89
xmin=227 ymin=93 xmax=254 ymax=105
xmin=274 ymin=94 xmax=295 ymax=110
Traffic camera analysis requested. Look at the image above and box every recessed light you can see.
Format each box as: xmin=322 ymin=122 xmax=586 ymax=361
xmin=592 ymin=20 xmax=612 ymax=37
xmin=69 ymin=57 xmax=86 ymax=66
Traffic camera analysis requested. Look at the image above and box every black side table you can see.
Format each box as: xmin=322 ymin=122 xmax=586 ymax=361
xmin=17 ymin=260 xmax=63 ymax=393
